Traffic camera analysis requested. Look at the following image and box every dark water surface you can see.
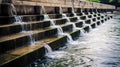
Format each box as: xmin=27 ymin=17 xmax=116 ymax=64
xmin=38 ymin=15 xmax=120 ymax=67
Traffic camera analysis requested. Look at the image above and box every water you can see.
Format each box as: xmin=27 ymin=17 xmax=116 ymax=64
xmin=15 ymin=16 xmax=36 ymax=45
xmin=62 ymin=14 xmax=71 ymax=22
xmin=44 ymin=14 xmax=63 ymax=35
xmin=28 ymin=31 xmax=36 ymax=46
xmin=44 ymin=14 xmax=50 ymax=20
xmin=37 ymin=15 xmax=120 ymax=67
xmin=44 ymin=14 xmax=74 ymax=42
xmin=44 ymin=44 xmax=53 ymax=53
xmin=89 ymin=25 xmax=92 ymax=31
xmin=62 ymin=13 xmax=79 ymax=31
xmin=62 ymin=33 xmax=73 ymax=43
xmin=11 ymin=4 xmax=36 ymax=45
xmin=73 ymin=13 xmax=77 ymax=17
xmin=10 ymin=4 xmax=17 ymax=16
xmin=15 ymin=16 xmax=35 ymax=46
xmin=73 ymin=13 xmax=82 ymax=22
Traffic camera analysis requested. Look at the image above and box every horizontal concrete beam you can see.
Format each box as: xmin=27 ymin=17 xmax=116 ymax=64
xmin=2 ymin=0 xmax=114 ymax=10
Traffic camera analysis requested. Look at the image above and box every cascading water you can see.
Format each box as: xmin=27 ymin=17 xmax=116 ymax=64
xmin=10 ymin=4 xmax=17 ymax=16
xmin=11 ymin=4 xmax=36 ymax=45
xmin=44 ymin=44 xmax=53 ymax=53
xmin=63 ymin=33 xmax=73 ymax=42
xmin=89 ymin=25 xmax=92 ymax=31
xmin=15 ymin=16 xmax=25 ymax=32
xmin=62 ymin=14 xmax=77 ymax=30
xmin=73 ymin=13 xmax=82 ymax=22
xmin=44 ymin=14 xmax=74 ymax=43
xmin=44 ymin=14 xmax=64 ymax=35
xmin=62 ymin=14 xmax=71 ymax=22
xmin=44 ymin=14 xmax=50 ymax=20
xmin=85 ymin=15 xmax=89 ymax=20
xmin=73 ymin=13 xmax=77 ymax=17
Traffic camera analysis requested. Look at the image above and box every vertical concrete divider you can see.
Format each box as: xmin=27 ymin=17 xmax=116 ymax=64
xmin=76 ymin=8 xmax=81 ymax=13
xmin=68 ymin=7 xmax=72 ymax=13
xmin=34 ymin=6 xmax=41 ymax=15
xmin=55 ymin=7 xmax=60 ymax=14
xmin=0 ymin=4 xmax=14 ymax=16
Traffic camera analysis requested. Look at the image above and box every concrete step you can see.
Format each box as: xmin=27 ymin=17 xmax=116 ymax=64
xmin=0 ymin=15 xmax=81 ymax=37
xmin=0 ymin=11 xmax=113 ymax=67
xmin=0 ymin=20 xmax=51 ymax=37
xmin=0 ymin=29 xmax=82 ymax=67
xmin=0 ymin=36 xmax=64 ymax=67
xmin=0 ymin=12 xmax=90 ymax=25
xmin=0 ymin=24 xmax=74 ymax=54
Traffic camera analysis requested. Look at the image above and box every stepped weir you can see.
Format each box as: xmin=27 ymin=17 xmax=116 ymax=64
xmin=0 ymin=0 xmax=115 ymax=67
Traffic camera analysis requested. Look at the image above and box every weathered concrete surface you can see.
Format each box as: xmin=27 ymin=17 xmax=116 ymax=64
xmin=10 ymin=0 xmax=115 ymax=9
xmin=0 ymin=1 xmax=115 ymax=16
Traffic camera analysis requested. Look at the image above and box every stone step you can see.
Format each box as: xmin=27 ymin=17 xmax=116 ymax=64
xmin=0 ymin=14 xmax=67 ymax=25
xmin=0 ymin=13 xmax=83 ymax=25
xmin=0 ymin=36 xmax=64 ymax=67
xmin=0 ymin=15 xmax=44 ymax=25
xmin=0 ymin=15 xmax=82 ymax=37
xmin=0 ymin=29 xmax=82 ymax=67
xmin=0 ymin=13 xmax=113 ymax=67
xmin=0 ymin=24 xmax=74 ymax=54
xmin=0 ymin=20 xmax=50 ymax=37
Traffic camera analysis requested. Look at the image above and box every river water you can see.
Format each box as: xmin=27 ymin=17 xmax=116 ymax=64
xmin=38 ymin=15 xmax=120 ymax=67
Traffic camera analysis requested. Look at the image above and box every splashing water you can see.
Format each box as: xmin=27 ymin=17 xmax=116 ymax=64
xmin=34 ymin=15 xmax=120 ymax=67
xmin=44 ymin=14 xmax=50 ymax=20
xmin=44 ymin=44 xmax=53 ymax=53
xmin=11 ymin=4 xmax=36 ymax=46
xmin=10 ymin=4 xmax=17 ymax=16
xmin=44 ymin=14 xmax=74 ymax=43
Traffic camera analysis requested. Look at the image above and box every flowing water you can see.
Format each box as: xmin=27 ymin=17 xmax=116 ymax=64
xmin=10 ymin=4 xmax=17 ymax=16
xmin=12 ymin=4 xmax=36 ymax=45
xmin=44 ymin=44 xmax=53 ymax=53
xmin=37 ymin=15 xmax=120 ymax=67
xmin=44 ymin=14 xmax=74 ymax=42
xmin=62 ymin=13 xmax=80 ymax=31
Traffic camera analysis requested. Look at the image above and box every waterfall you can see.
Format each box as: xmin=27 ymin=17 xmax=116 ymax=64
xmin=44 ymin=14 xmax=74 ymax=43
xmin=62 ymin=14 xmax=70 ymax=22
xmin=27 ymin=31 xmax=35 ymax=46
xmin=62 ymin=13 xmax=77 ymax=31
xmin=10 ymin=4 xmax=17 ymax=16
xmin=63 ymin=33 xmax=73 ymax=42
xmin=73 ymin=13 xmax=77 ymax=17
xmin=15 ymin=16 xmax=36 ymax=45
xmin=54 ymin=26 xmax=64 ymax=35
xmin=12 ymin=4 xmax=25 ymax=33
xmin=62 ymin=14 xmax=67 ymax=18
xmin=44 ymin=44 xmax=53 ymax=53
xmin=44 ymin=14 xmax=50 ymax=20
xmin=89 ymin=25 xmax=92 ymax=31
xmin=50 ymin=19 xmax=56 ymax=26
xmin=15 ymin=16 xmax=26 ymax=33
xmin=73 ymin=13 xmax=81 ymax=22
xmin=11 ymin=4 xmax=36 ymax=45
xmin=86 ymin=15 xmax=89 ymax=20
xmin=80 ymin=29 xmax=85 ymax=36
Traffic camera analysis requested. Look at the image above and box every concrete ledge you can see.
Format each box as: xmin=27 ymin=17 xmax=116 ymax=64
xmin=0 ymin=20 xmax=51 ymax=37
xmin=0 ymin=24 xmax=74 ymax=54
xmin=0 ymin=29 xmax=81 ymax=67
